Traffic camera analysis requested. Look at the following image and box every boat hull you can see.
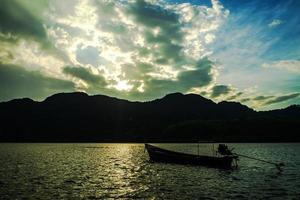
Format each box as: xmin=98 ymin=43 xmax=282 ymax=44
xmin=145 ymin=144 xmax=235 ymax=169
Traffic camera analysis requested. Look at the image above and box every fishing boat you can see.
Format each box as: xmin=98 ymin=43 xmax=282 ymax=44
xmin=145 ymin=143 xmax=238 ymax=169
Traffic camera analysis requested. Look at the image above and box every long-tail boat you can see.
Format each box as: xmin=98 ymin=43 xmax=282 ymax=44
xmin=145 ymin=143 xmax=238 ymax=169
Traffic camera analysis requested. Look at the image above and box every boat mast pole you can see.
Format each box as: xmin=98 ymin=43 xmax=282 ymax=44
xmin=197 ymin=141 xmax=199 ymax=156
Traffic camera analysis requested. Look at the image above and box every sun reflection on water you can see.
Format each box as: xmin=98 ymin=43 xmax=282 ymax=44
xmin=92 ymin=144 xmax=150 ymax=198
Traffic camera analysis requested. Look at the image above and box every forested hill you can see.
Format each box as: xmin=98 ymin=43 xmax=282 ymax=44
xmin=0 ymin=92 xmax=299 ymax=142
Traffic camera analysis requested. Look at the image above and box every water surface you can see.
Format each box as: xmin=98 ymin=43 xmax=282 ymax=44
xmin=0 ymin=143 xmax=299 ymax=199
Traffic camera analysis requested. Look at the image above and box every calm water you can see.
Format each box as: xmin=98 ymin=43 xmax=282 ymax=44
xmin=0 ymin=143 xmax=299 ymax=199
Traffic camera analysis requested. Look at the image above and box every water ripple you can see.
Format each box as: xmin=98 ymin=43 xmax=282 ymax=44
xmin=0 ymin=143 xmax=299 ymax=199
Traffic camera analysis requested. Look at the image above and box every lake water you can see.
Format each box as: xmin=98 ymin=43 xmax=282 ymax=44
xmin=0 ymin=143 xmax=299 ymax=199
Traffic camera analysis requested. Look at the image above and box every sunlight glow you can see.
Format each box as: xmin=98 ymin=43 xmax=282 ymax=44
xmin=115 ymin=80 xmax=133 ymax=91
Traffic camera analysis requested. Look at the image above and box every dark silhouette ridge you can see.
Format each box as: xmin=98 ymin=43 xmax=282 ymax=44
xmin=0 ymin=92 xmax=299 ymax=142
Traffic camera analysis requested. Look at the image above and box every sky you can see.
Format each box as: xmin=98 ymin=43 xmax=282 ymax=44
xmin=0 ymin=0 xmax=299 ymax=110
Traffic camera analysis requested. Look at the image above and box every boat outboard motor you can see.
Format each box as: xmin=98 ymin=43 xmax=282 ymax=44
xmin=217 ymin=144 xmax=233 ymax=155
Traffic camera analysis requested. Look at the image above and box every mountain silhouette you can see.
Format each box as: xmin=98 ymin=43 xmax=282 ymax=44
xmin=0 ymin=92 xmax=299 ymax=142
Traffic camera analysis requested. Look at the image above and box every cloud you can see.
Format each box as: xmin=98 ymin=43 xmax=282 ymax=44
xmin=0 ymin=0 xmax=49 ymax=47
xmin=241 ymin=93 xmax=300 ymax=109
xmin=207 ymin=84 xmax=244 ymax=101
xmin=178 ymin=58 xmax=214 ymax=89
xmin=0 ymin=0 xmax=73 ymax=72
xmin=126 ymin=0 xmax=185 ymax=65
xmin=1 ymin=0 xmax=230 ymax=102
xmin=226 ymin=92 xmax=243 ymax=101
xmin=81 ymin=0 xmax=225 ymax=98
xmin=262 ymin=60 xmax=300 ymax=73
xmin=0 ymin=63 xmax=75 ymax=102
xmin=240 ymin=98 xmax=251 ymax=103
xmin=253 ymin=95 xmax=274 ymax=101
xmin=268 ymin=19 xmax=283 ymax=28
xmin=63 ymin=66 xmax=107 ymax=87
xmin=264 ymin=93 xmax=300 ymax=105
xmin=124 ymin=57 xmax=216 ymax=100
xmin=210 ymin=85 xmax=232 ymax=98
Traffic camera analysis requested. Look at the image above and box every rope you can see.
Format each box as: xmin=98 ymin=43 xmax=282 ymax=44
xmin=235 ymin=153 xmax=284 ymax=171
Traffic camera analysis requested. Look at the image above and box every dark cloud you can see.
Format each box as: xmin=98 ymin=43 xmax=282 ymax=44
xmin=0 ymin=0 xmax=49 ymax=46
xmin=0 ymin=63 xmax=75 ymax=102
xmin=240 ymin=98 xmax=251 ymax=103
xmin=178 ymin=58 xmax=214 ymax=89
xmin=162 ymin=58 xmax=213 ymax=90
xmin=200 ymin=91 xmax=208 ymax=96
xmin=128 ymin=0 xmax=180 ymax=30
xmin=139 ymin=79 xmax=175 ymax=100
xmin=155 ymin=58 xmax=169 ymax=65
xmin=158 ymin=43 xmax=183 ymax=63
xmin=127 ymin=0 xmax=184 ymax=63
xmin=63 ymin=66 xmax=107 ymax=86
xmin=264 ymin=93 xmax=300 ymax=105
xmin=211 ymin=85 xmax=232 ymax=98
xmin=121 ymin=62 xmax=154 ymax=80
xmin=253 ymin=95 xmax=274 ymax=101
xmin=135 ymin=58 xmax=215 ymax=99
xmin=226 ymin=92 xmax=243 ymax=101
xmin=178 ymin=69 xmax=211 ymax=90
